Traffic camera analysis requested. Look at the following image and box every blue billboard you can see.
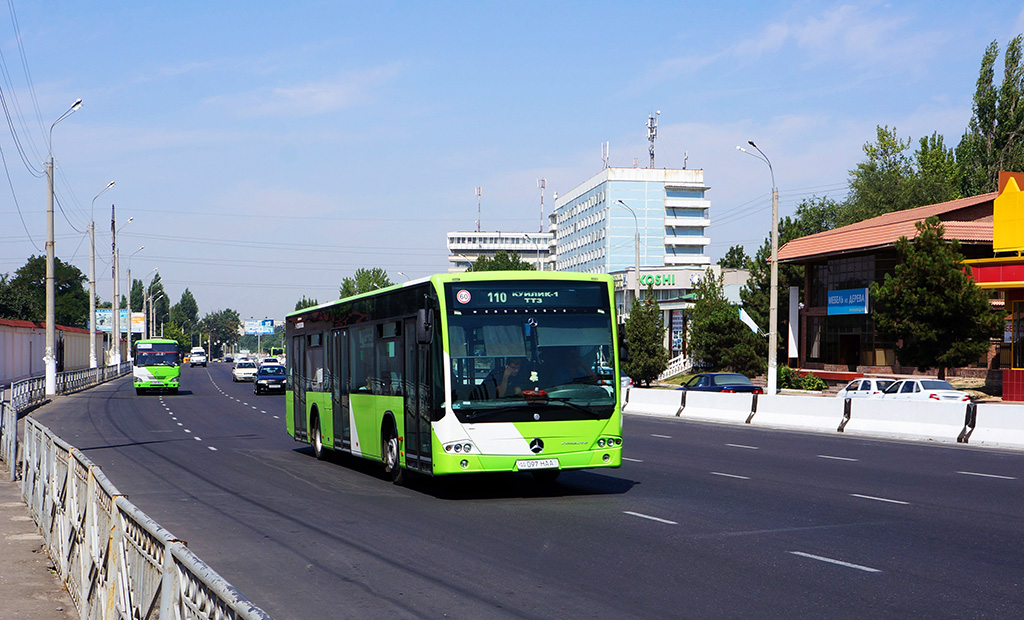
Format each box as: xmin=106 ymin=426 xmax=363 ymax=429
xmin=827 ymin=288 xmax=869 ymax=315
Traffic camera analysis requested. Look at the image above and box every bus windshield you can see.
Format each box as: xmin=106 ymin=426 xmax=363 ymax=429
xmin=135 ymin=342 xmax=179 ymax=367
xmin=445 ymin=281 xmax=616 ymax=422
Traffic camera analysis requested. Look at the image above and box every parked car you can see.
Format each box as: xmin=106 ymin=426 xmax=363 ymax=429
xmin=676 ymin=372 xmax=764 ymax=394
xmin=261 ymin=357 xmax=280 ymax=366
xmin=880 ymin=379 xmax=971 ymax=402
xmin=254 ymin=364 xmax=286 ymax=394
xmin=231 ymin=361 xmax=258 ymax=382
xmin=836 ymin=377 xmax=895 ymax=399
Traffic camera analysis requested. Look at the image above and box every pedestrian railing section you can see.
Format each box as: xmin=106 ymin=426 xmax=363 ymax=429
xmin=20 ymin=417 xmax=273 ymax=620
xmin=0 ymin=362 xmax=131 ymax=480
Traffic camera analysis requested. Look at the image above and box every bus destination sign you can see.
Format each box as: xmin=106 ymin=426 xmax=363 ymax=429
xmin=446 ymin=282 xmax=605 ymax=310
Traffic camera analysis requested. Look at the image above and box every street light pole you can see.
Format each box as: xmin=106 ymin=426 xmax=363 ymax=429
xmin=615 ymin=200 xmax=641 ymax=314
xmin=125 ymin=247 xmax=144 ymax=361
xmin=89 ymin=181 xmax=115 ymax=368
xmin=110 ymin=214 xmax=133 ymax=365
xmin=737 ymin=141 xmax=779 ymax=395
xmin=44 ymin=99 xmax=82 ymax=395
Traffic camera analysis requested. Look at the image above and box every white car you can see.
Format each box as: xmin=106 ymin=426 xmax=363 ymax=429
xmin=880 ymin=379 xmax=971 ymax=402
xmin=231 ymin=361 xmax=258 ymax=382
xmin=836 ymin=378 xmax=894 ymax=399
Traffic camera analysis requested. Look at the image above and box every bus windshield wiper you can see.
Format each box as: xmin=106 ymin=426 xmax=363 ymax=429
xmin=544 ymin=397 xmax=606 ymax=419
xmin=464 ymin=405 xmax=529 ymax=421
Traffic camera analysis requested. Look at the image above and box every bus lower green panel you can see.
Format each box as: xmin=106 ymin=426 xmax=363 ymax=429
xmin=285 ymin=389 xmax=295 ymax=437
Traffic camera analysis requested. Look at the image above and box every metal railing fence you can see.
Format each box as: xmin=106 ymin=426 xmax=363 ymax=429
xmin=21 ymin=417 xmax=273 ymax=620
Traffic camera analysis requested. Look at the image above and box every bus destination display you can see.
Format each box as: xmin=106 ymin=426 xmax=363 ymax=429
xmin=446 ymin=282 xmax=605 ymax=310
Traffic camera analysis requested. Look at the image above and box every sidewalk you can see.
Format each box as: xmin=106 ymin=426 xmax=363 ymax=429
xmin=0 ymin=460 xmax=77 ymax=620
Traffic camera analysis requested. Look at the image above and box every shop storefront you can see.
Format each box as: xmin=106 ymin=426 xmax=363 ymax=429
xmin=966 ymin=175 xmax=1024 ymax=401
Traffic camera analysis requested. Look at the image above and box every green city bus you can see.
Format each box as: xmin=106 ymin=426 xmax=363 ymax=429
xmin=133 ymin=338 xmax=181 ymax=395
xmin=285 ymin=271 xmax=623 ymax=483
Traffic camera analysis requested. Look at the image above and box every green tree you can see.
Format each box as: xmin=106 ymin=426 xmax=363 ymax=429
xmin=170 ymin=288 xmax=200 ymax=331
xmin=687 ymin=270 xmax=762 ymax=375
xmin=0 ymin=273 xmax=40 ymax=320
xmin=718 ymin=245 xmax=749 ymax=269
xmin=295 ymin=296 xmax=319 ymax=311
xmin=160 ymin=321 xmax=189 ymax=357
xmin=958 ymin=36 xmax=1024 ymax=196
xmin=842 ymin=125 xmax=915 ymax=225
xmin=871 ymin=217 xmax=1004 ymax=379
xmin=5 ymin=254 xmax=89 ymax=326
xmin=621 ymin=285 xmax=668 ymax=386
xmin=471 ymin=250 xmax=536 ymax=271
xmin=340 ymin=267 xmax=392 ymax=298
xmin=200 ymin=308 xmax=242 ymax=351
xmin=912 ymin=132 xmax=963 ymax=205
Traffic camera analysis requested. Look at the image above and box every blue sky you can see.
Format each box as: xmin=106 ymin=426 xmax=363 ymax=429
xmin=2 ymin=1 xmax=1023 ymax=321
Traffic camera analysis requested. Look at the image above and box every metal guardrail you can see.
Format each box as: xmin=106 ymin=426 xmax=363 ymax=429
xmin=0 ymin=362 xmax=133 ymax=478
xmin=21 ymin=417 xmax=273 ymax=620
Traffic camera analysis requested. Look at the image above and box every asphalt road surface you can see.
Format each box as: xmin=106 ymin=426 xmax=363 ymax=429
xmin=35 ymin=363 xmax=1024 ymax=619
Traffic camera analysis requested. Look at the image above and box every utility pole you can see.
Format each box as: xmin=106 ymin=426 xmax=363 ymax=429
xmin=111 ymin=204 xmax=120 ymax=365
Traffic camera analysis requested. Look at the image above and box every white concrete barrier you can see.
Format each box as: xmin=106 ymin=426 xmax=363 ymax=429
xmin=832 ymin=398 xmax=968 ymax=443
xmin=967 ymin=404 xmax=1024 ymax=448
xmin=622 ymin=388 xmax=683 ymax=417
xmin=677 ymin=390 xmax=754 ymax=424
xmin=750 ymin=394 xmax=846 ymax=433
xmin=622 ymin=388 xmax=1024 ymax=451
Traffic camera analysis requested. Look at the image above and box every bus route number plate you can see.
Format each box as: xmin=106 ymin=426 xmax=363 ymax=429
xmin=516 ymin=458 xmax=559 ymax=470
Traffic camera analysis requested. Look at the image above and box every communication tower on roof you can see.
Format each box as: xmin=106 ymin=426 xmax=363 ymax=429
xmin=647 ymin=110 xmax=660 ymax=168
xmin=537 ymin=179 xmax=546 ymax=233
xmin=475 ymin=187 xmax=482 ymax=232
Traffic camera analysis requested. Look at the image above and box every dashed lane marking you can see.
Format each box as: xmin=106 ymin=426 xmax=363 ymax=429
xmin=623 ymin=511 xmax=678 ymax=525
xmin=957 ymin=471 xmax=1016 ymax=480
xmin=850 ymin=493 xmax=909 ymax=505
xmin=789 ymin=551 xmax=881 ymax=573
xmin=711 ymin=472 xmax=750 ymax=480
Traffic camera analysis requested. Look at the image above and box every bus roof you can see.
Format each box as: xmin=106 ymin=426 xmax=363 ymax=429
xmin=285 ymin=271 xmax=613 ymax=319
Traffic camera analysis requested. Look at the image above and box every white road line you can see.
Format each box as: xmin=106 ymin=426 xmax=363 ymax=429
xmin=711 ymin=471 xmax=750 ymax=480
xmin=651 ymin=434 xmax=672 ymax=439
xmin=850 ymin=493 xmax=909 ymax=505
xmin=726 ymin=443 xmax=759 ymax=450
xmin=789 ymin=551 xmax=881 ymax=573
xmin=193 ymin=436 xmax=202 ymax=441
xmin=176 ymin=422 xmax=183 ymax=426
xmin=818 ymin=455 xmax=858 ymax=462
xmin=622 ymin=457 xmax=643 ymax=463
xmin=208 ymin=446 xmax=217 ymax=451
xmin=260 ymin=410 xmax=267 ymax=414
xmin=623 ymin=511 xmax=678 ymax=525
xmin=273 ymin=416 xmax=280 ymax=419
xmin=184 ymin=429 xmax=192 ymax=434
xmin=957 ymin=471 xmax=1016 ymax=480
xmin=251 ymin=406 xmax=257 ymax=410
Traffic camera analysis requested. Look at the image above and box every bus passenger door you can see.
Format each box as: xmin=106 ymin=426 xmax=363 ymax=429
xmin=292 ymin=335 xmax=307 ymax=437
xmin=332 ymin=329 xmax=350 ymax=449
xmin=404 ymin=317 xmax=432 ymax=472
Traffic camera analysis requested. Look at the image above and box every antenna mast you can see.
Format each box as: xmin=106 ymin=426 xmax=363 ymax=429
xmin=647 ymin=110 xmax=660 ymax=168
xmin=475 ymin=187 xmax=482 ymax=232
xmin=537 ymin=179 xmax=546 ymax=233
xmin=602 ymin=141 xmax=609 ymax=169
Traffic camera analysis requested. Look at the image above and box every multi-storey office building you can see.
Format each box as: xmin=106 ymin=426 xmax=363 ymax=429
xmin=446 ymin=230 xmax=554 ymax=272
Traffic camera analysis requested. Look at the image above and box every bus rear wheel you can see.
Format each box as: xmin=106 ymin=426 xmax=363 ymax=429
xmin=383 ymin=426 xmax=404 ymax=485
xmin=311 ymin=415 xmax=326 ymax=461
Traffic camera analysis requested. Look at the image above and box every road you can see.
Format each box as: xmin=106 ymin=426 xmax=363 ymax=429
xmin=36 ymin=363 xmax=1024 ymax=619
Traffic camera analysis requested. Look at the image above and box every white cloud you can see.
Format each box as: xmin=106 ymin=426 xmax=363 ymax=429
xmin=205 ymin=63 xmax=403 ymax=118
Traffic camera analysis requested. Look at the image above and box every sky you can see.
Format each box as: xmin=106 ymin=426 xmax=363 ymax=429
xmin=2 ymin=1 xmax=1024 ymax=322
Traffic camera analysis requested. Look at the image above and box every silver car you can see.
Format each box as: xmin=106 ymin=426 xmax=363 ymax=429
xmin=836 ymin=378 xmax=894 ymax=399
xmin=880 ymin=379 xmax=971 ymax=402
xmin=231 ymin=361 xmax=258 ymax=382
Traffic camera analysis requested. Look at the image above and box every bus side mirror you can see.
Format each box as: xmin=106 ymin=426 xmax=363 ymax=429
xmin=417 ymin=308 xmax=434 ymax=345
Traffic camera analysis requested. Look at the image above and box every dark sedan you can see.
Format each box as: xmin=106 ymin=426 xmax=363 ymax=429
xmin=254 ymin=364 xmax=286 ymax=395
xmin=676 ymin=372 xmax=764 ymax=394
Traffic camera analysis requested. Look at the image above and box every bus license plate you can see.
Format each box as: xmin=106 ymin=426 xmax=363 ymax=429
xmin=516 ymin=458 xmax=559 ymax=470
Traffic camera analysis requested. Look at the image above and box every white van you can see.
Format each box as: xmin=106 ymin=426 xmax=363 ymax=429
xmin=190 ymin=346 xmax=208 ymax=367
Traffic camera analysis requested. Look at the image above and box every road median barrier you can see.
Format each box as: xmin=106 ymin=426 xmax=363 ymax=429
xmin=676 ymin=390 xmax=754 ymax=424
xmin=838 ymin=398 xmax=969 ymax=442
xmin=622 ymin=388 xmax=683 ymax=417
xmin=965 ymin=403 xmax=1024 ymax=449
xmin=747 ymin=394 xmax=846 ymax=433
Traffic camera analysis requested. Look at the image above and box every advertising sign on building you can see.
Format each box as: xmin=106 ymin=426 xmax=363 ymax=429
xmin=827 ymin=288 xmax=870 ymax=315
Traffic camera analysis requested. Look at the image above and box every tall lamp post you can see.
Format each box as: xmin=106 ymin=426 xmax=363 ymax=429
xmin=89 ymin=181 xmax=115 ymax=368
xmin=737 ymin=141 xmax=779 ymax=395
xmin=615 ymin=200 xmax=641 ymax=314
xmin=44 ymin=99 xmax=82 ymax=395
xmin=125 ymin=248 xmax=145 ymax=361
xmin=110 ymin=216 xmax=133 ymax=365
